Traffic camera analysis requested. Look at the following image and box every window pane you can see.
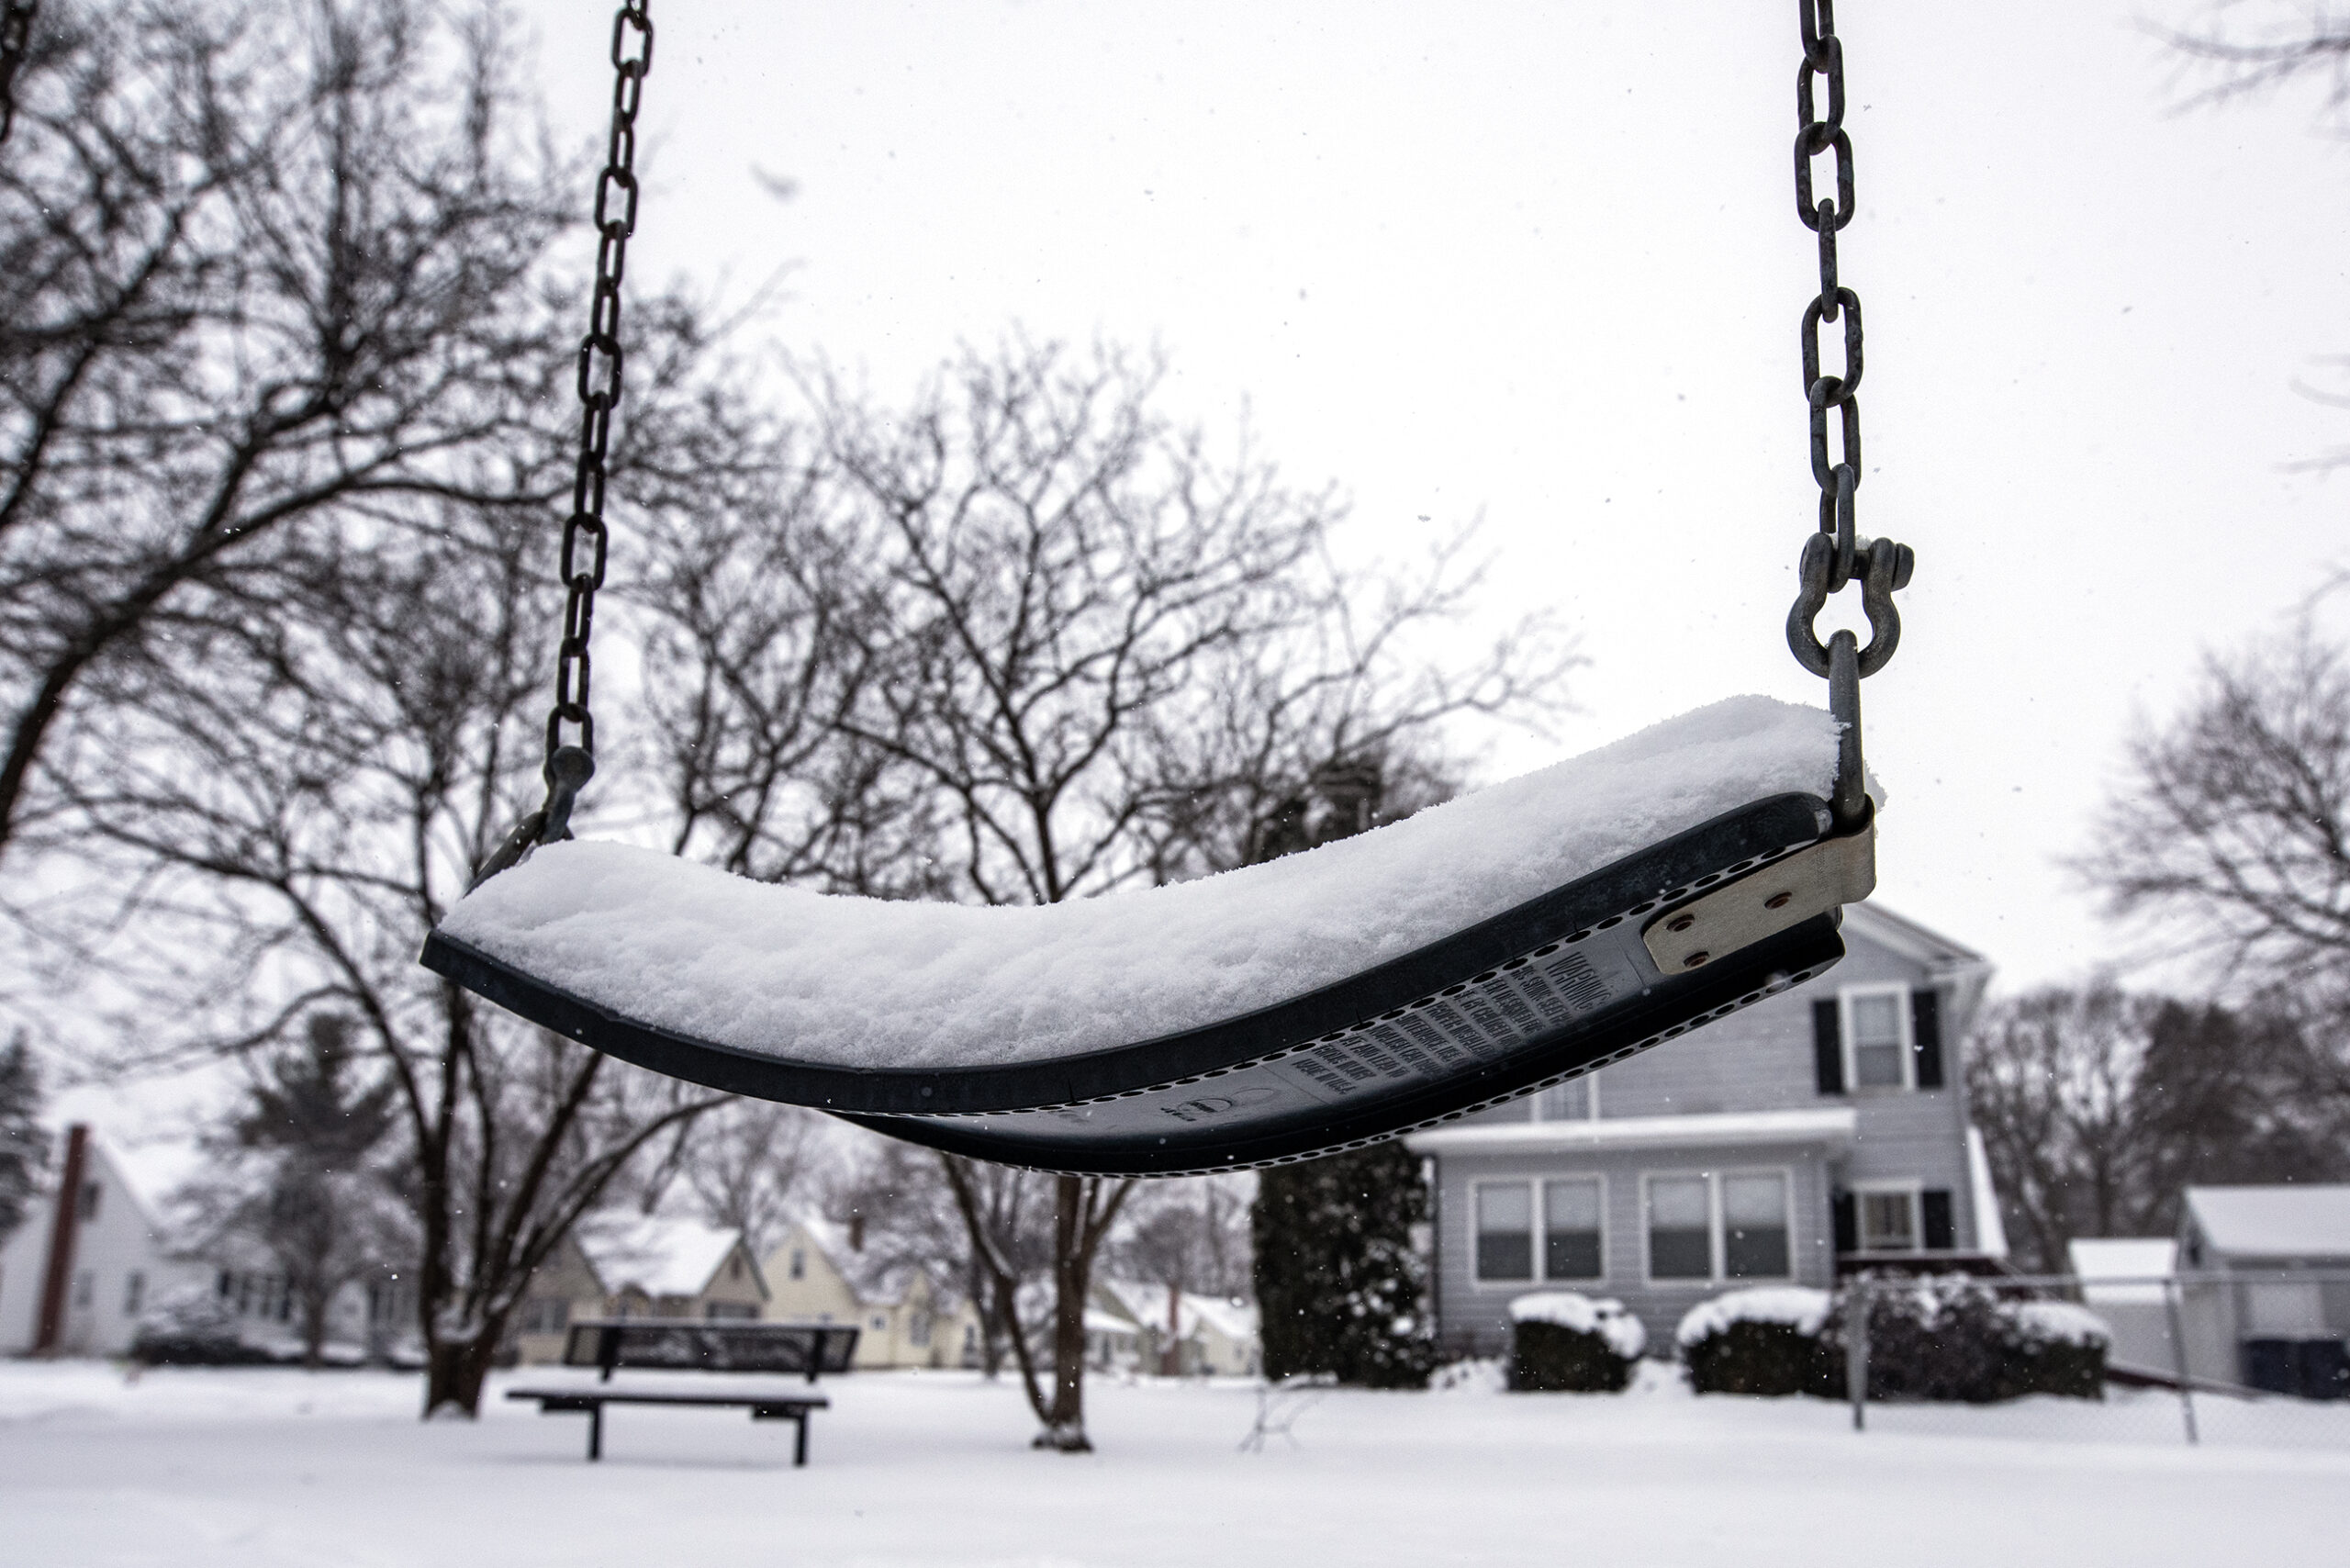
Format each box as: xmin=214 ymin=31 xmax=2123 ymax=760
xmin=1852 ymin=993 xmax=1902 ymax=1045
xmin=1648 ymin=1178 xmax=1711 ymax=1280
xmin=1723 ymin=1175 xmax=1789 ymax=1278
xmin=1861 ymin=1191 xmax=1918 ymax=1249
xmin=1852 ymin=1041 xmax=1906 ymax=1088
xmin=1477 ymin=1182 xmax=1533 ymax=1281
xmin=1544 ymin=1179 xmax=1603 ymax=1280
xmin=1540 ymin=1080 xmax=1590 ymax=1120
xmin=1478 ymin=1183 xmax=1532 ymax=1230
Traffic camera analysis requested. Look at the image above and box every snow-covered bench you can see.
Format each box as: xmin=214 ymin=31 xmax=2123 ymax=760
xmin=504 ymin=1320 xmax=861 ymax=1464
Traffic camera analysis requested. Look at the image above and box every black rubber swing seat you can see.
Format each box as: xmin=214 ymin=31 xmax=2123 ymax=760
xmin=420 ymin=697 xmax=1875 ymax=1176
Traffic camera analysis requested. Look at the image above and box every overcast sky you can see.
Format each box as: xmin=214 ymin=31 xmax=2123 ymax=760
xmin=482 ymin=0 xmax=2350 ymax=995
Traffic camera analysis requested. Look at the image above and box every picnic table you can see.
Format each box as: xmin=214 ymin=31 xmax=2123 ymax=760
xmin=505 ymin=1319 xmax=860 ymax=1465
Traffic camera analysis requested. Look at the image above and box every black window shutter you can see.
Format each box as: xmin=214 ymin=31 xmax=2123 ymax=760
xmin=1911 ymin=987 xmax=1944 ymax=1089
xmin=1832 ymin=1193 xmax=1858 ymax=1253
xmin=1921 ymin=1189 xmax=1954 ymax=1250
xmin=1813 ymin=1000 xmax=1844 ymax=1094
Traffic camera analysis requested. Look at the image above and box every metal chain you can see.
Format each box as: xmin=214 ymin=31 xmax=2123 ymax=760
xmin=473 ymin=1 xmax=651 ymax=886
xmin=0 ymin=0 xmax=39 ymax=149
xmin=1784 ymin=0 xmax=1910 ymax=829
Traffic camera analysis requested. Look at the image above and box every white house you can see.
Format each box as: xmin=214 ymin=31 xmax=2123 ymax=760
xmin=2067 ymin=1237 xmax=2179 ymax=1376
xmin=1092 ymin=1277 xmax=1261 ymax=1376
xmin=0 ymin=1126 xmax=206 ymax=1357
xmin=2174 ymin=1185 xmax=2350 ymax=1397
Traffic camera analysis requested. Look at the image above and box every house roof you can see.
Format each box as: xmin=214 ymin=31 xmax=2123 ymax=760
xmin=2068 ymin=1238 xmax=2176 ymax=1304
xmin=1406 ymin=1106 xmax=1857 ymax=1157
xmin=577 ymin=1215 xmax=755 ymax=1298
xmin=2184 ymin=1185 xmax=2350 ymax=1260
xmin=1095 ymin=1277 xmax=1260 ymax=1345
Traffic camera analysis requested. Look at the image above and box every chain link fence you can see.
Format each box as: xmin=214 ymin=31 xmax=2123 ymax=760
xmin=1826 ymin=1268 xmax=2350 ymax=1450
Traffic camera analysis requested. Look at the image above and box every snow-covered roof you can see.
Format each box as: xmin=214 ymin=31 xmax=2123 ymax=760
xmin=1406 ymin=1106 xmax=1857 ymax=1157
xmin=577 ymin=1215 xmax=755 ymax=1299
xmin=2068 ymin=1238 xmax=2176 ymax=1305
xmin=2184 ymin=1186 xmax=2350 ymax=1260
xmin=1095 ymin=1278 xmax=1259 ymax=1345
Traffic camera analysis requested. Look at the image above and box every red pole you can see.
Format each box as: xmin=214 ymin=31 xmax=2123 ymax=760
xmin=34 ymin=1124 xmax=88 ymax=1355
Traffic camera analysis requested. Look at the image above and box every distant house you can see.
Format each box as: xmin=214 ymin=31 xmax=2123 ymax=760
xmin=2067 ymin=1237 xmax=2179 ymax=1376
xmin=1091 ymin=1277 xmax=1261 ymax=1376
xmin=511 ymin=1215 xmax=767 ymax=1364
xmin=760 ymin=1215 xmax=978 ymax=1371
xmin=0 ymin=1126 xmax=204 ymax=1357
xmin=1407 ymin=902 xmax=2001 ymax=1357
xmin=2174 ymin=1185 xmax=2350 ymax=1398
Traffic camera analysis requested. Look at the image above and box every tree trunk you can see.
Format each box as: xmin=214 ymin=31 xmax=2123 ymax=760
xmin=300 ymin=1286 xmax=330 ymax=1371
xmin=1034 ymin=1175 xmax=1092 ymax=1452
xmin=422 ymin=1326 xmax=502 ymax=1418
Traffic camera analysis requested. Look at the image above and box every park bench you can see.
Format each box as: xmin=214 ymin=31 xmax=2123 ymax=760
xmin=505 ymin=1319 xmax=861 ymax=1465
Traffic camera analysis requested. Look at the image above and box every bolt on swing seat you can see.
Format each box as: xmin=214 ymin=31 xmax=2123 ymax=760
xmin=421 ymin=0 xmax=1908 ymax=1177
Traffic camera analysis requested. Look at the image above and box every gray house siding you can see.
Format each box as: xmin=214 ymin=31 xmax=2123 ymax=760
xmin=1428 ymin=1137 xmax=1841 ymax=1358
xmin=1414 ymin=902 xmax=1993 ymax=1357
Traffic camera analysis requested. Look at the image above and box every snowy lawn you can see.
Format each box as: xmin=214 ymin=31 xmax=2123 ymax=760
xmin=3 ymin=1359 xmax=2344 ymax=1567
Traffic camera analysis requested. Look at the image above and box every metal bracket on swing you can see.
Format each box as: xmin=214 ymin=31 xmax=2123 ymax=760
xmin=1640 ymin=807 xmax=1874 ymax=976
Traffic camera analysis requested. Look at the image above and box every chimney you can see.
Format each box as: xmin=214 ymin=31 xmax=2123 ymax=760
xmin=34 ymin=1124 xmax=89 ymax=1356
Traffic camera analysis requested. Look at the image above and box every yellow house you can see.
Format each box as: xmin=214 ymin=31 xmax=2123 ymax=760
xmin=1093 ymin=1277 xmax=1262 ymax=1377
xmin=761 ymin=1215 xmax=979 ymax=1371
xmin=512 ymin=1215 xmax=767 ymax=1365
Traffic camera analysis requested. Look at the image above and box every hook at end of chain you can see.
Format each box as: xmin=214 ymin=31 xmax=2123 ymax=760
xmin=536 ymin=745 xmax=596 ymax=846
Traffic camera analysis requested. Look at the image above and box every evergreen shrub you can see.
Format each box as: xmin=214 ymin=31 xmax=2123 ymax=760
xmin=1506 ymin=1293 xmax=1645 ymax=1392
xmin=1253 ymin=1140 xmax=1438 ymax=1389
xmin=1678 ymin=1279 xmax=2109 ymax=1402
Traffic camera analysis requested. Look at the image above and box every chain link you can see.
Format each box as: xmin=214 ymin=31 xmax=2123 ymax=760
xmin=0 ymin=0 xmax=39 ymax=149
xmin=546 ymin=4 xmax=653 ymax=772
xmin=1785 ymin=0 xmax=1910 ymax=830
xmin=473 ymin=1 xmax=649 ymax=886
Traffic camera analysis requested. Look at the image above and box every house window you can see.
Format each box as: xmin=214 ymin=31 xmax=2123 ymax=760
xmin=1536 ymin=1078 xmax=1596 ymax=1121
xmin=705 ymin=1302 xmax=760 ymax=1322
xmin=1474 ymin=1182 xmax=1534 ymax=1282
xmin=1647 ymin=1171 xmax=1795 ymax=1283
xmin=789 ymin=1249 xmax=806 ymax=1282
xmin=1542 ymin=1179 xmax=1604 ymax=1280
xmin=1843 ymin=986 xmax=1911 ymax=1090
xmin=123 ymin=1271 xmax=145 ymax=1316
xmin=1646 ymin=1177 xmax=1713 ymax=1280
xmin=79 ymin=1182 xmax=101 ymax=1222
xmin=1722 ymin=1174 xmax=1791 ymax=1279
xmin=1858 ymin=1187 xmax=1920 ymax=1251
xmin=520 ymin=1297 xmax=571 ymax=1335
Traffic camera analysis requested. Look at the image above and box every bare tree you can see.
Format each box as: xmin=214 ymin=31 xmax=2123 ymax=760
xmin=1964 ymin=984 xmax=2346 ymax=1272
xmin=0 ymin=0 xmax=585 ymax=865
xmin=28 ymin=509 xmax=723 ymax=1414
xmin=2076 ymin=625 xmax=2350 ymax=1001
xmin=671 ymin=1101 xmax=823 ymax=1260
xmin=624 ymin=338 xmax=1565 ymax=1450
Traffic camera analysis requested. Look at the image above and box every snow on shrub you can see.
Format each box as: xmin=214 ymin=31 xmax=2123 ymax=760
xmin=1674 ymin=1287 xmax=1832 ymax=1350
xmin=2010 ymin=1302 xmax=2111 ymax=1349
xmin=1678 ymin=1279 xmax=2109 ymax=1402
xmin=1506 ymin=1292 xmax=1645 ymax=1393
xmin=131 ymin=1283 xmax=279 ymax=1367
xmin=1678 ymin=1288 xmax=1836 ymax=1397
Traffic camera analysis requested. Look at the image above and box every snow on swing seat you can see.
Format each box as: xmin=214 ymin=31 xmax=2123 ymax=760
xmin=436 ymin=696 xmax=1843 ymax=1074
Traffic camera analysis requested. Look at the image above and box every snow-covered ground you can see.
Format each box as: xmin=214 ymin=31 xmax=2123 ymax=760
xmin=3 ymin=1359 xmax=2344 ymax=1567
